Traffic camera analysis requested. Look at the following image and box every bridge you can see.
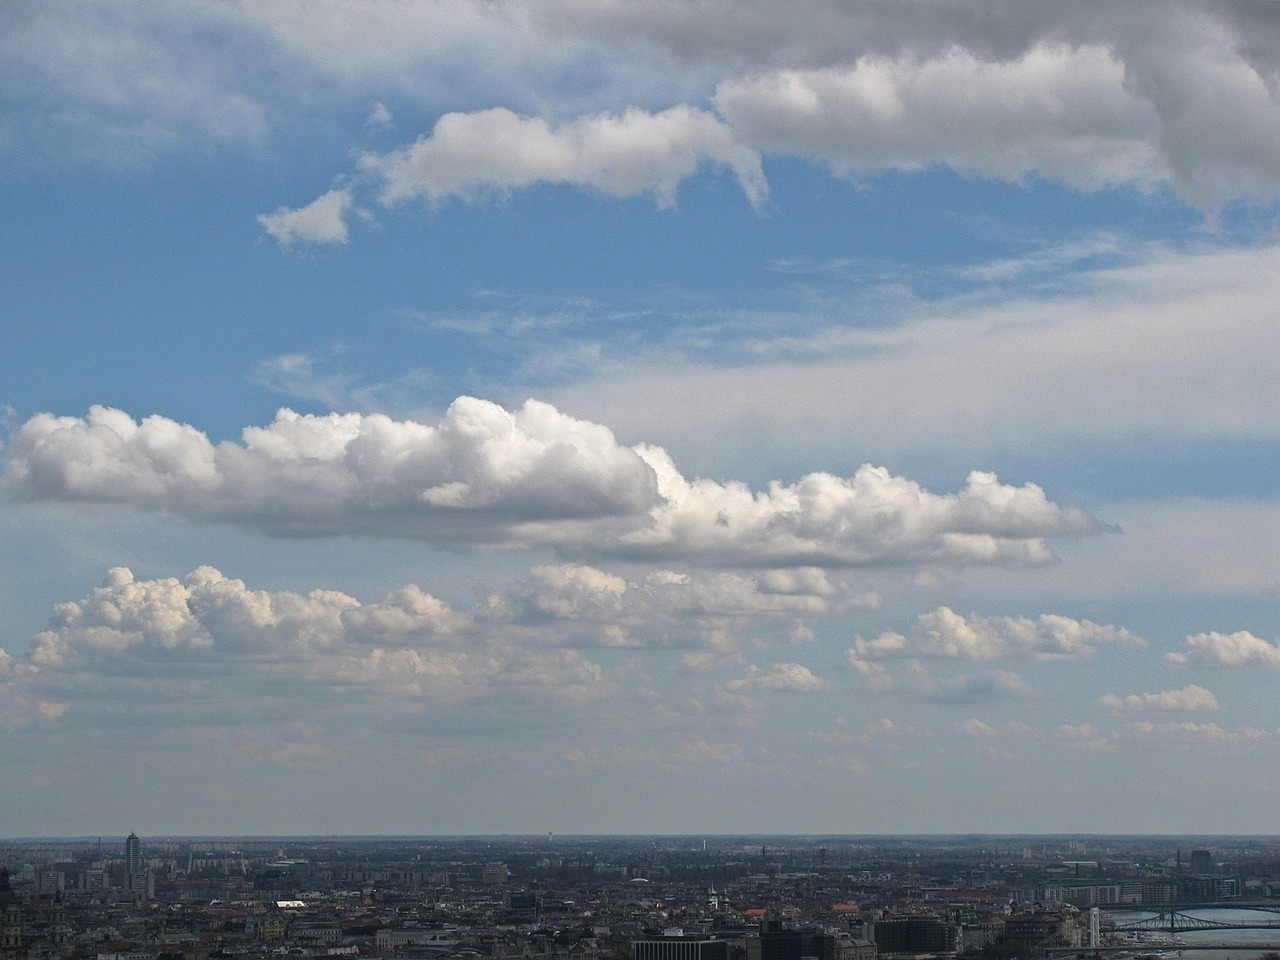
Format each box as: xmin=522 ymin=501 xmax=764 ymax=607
xmin=1048 ymin=945 xmax=1280 ymax=955
xmin=1099 ymin=903 xmax=1280 ymax=915
xmin=1109 ymin=909 xmax=1280 ymax=935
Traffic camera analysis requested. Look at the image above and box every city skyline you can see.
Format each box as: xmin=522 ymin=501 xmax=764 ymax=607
xmin=3 ymin=1 xmax=1280 ymax=837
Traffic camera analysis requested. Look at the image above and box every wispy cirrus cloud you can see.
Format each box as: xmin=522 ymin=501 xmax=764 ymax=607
xmin=547 ymin=244 xmax=1280 ymax=469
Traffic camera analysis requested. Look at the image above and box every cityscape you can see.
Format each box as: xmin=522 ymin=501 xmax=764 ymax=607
xmin=4 ymin=835 xmax=1280 ymax=960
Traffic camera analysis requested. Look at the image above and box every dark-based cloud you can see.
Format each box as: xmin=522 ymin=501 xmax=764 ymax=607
xmin=12 ymin=2 xmax=1280 ymax=205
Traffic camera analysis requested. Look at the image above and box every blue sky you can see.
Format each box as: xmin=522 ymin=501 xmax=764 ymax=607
xmin=3 ymin=0 xmax=1280 ymax=837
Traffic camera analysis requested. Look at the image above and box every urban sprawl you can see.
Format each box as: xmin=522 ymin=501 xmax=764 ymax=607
xmin=3 ymin=836 xmax=1278 ymax=960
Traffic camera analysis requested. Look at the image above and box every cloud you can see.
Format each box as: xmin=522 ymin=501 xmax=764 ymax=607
xmin=258 ymin=188 xmax=363 ymax=247
xmin=1168 ymin=631 xmax=1280 ymax=668
xmin=365 ymin=100 xmax=393 ymax=130
xmin=359 ymin=105 xmax=767 ymax=208
xmin=340 ymin=584 xmax=468 ymax=642
xmin=716 ymin=43 xmax=1159 ymax=191
xmin=1 ymin=398 xmax=1104 ymax=567
xmin=960 ymin=717 xmax=996 ymax=738
xmin=0 ymin=565 xmax=606 ymax=733
xmin=25 ymin=566 xmax=462 ymax=674
xmin=482 ymin=563 xmax=876 ymax=651
xmin=568 ymin=3 xmax=1280 ymax=206
xmin=13 ymin=558 xmax=870 ymax=720
xmin=3 ymin=0 xmax=271 ymax=166
xmin=847 ymin=657 xmax=1034 ymax=706
xmin=1052 ymin=723 xmax=1114 ymax=751
xmin=15 ymin=2 xmax=1280 ymax=206
xmin=634 ymin=567 xmax=873 ymax=617
xmin=1122 ymin=721 xmax=1273 ymax=745
xmin=725 ymin=662 xmax=829 ymax=692
xmin=0 ymin=555 xmax=871 ymax=737
xmin=850 ymin=607 xmax=1143 ymax=662
xmin=270 ymin=4 xmax=1280 ymax=220
xmin=1099 ymin=684 xmax=1220 ymax=713
xmin=549 ymin=244 xmax=1280 ymax=466
xmin=958 ymin=497 xmax=1280 ymax=606
xmin=288 ymin=12 xmax=1280 ymax=237
xmin=490 ymin=563 xmax=629 ymax=622
xmin=1 ymin=398 xmax=659 ymax=544
xmin=619 ymin=452 xmax=1104 ymax=567
xmin=673 ymin=739 xmax=743 ymax=765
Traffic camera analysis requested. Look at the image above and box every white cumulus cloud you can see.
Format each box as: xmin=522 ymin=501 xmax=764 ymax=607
xmin=360 ymin=105 xmax=767 ymax=208
xmin=849 ymin=607 xmax=1143 ymax=662
xmin=491 ymin=563 xmax=629 ymax=622
xmin=258 ymin=188 xmax=363 ymax=247
xmin=1099 ymin=684 xmax=1220 ymax=713
xmin=0 ymin=565 xmax=610 ymax=733
xmin=1 ymin=398 xmax=1105 ymax=568
xmin=726 ymin=662 xmax=829 ymax=693
xmin=619 ymin=451 xmax=1104 ymax=567
xmin=482 ymin=563 xmax=876 ymax=650
xmin=0 ymin=398 xmax=659 ymax=545
xmin=1168 ymin=631 xmax=1280 ymax=668
xmin=24 ymin=566 xmax=457 ymax=675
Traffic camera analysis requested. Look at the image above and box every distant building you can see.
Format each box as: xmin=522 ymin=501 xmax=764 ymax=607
xmin=0 ymin=870 xmax=22 ymax=956
xmin=836 ymin=938 xmax=876 ymax=960
xmin=748 ymin=920 xmax=838 ymax=960
xmin=83 ymin=868 xmax=106 ymax=894
xmin=634 ymin=934 xmax=731 ymax=960
xmin=958 ymin=916 xmax=1004 ymax=955
xmin=1001 ymin=913 xmax=1070 ymax=958
xmin=125 ymin=833 xmax=141 ymax=878
xmin=1179 ymin=875 xmax=1239 ymax=901
xmin=872 ymin=916 xmax=957 ymax=957
xmin=37 ymin=869 xmax=64 ymax=896
xmin=124 ymin=833 xmax=153 ymax=900
xmin=510 ymin=890 xmax=540 ymax=915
